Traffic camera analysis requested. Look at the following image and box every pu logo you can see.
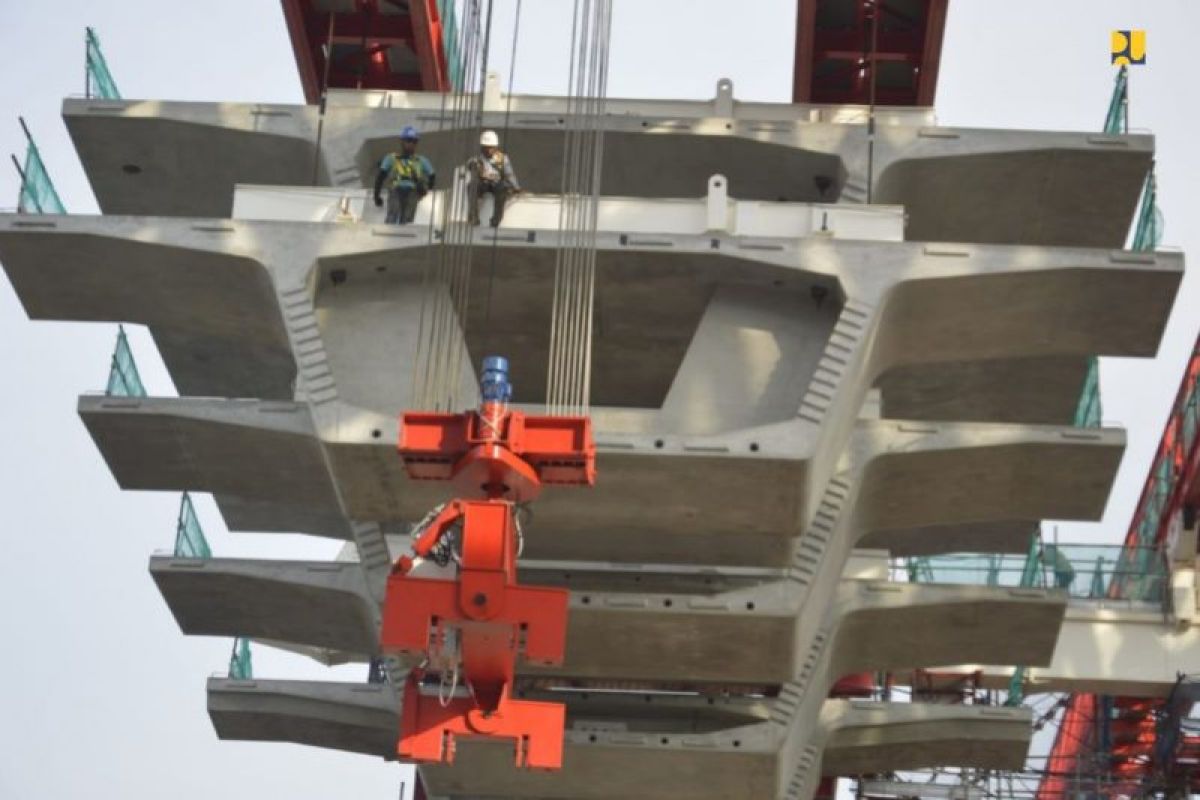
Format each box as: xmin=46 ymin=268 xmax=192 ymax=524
xmin=1111 ymin=30 xmax=1146 ymax=65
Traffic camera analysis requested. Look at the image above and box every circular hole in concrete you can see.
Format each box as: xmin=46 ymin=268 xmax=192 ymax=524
xmin=746 ymin=602 xmax=756 ymax=611
xmin=663 ymin=598 xmax=673 ymax=608
xmin=589 ymin=734 xmax=597 ymax=743
xmin=371 ymin=429 xmax=382 ymax=439
xmin=733 ymin=740 xmax=742 ymax=748
xmin=121 ymin=164 xmax=142 ymax=175
xmin=581 ymin=596 xmax=591 ymax=605
xmin=749 ymin=442 xmax=759 ymax=452
xmin=654 ymin=439 xmax=664 ymax=449
xmin=661 ymin=737 xmax=670 ymax=745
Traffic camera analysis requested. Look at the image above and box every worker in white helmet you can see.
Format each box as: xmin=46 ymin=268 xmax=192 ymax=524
xmin=468 ymin=129 xmax=521 ymax=227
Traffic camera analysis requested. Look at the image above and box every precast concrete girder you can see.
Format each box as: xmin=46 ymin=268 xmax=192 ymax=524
xmin=935 ymin=600 xmax=1200 ymax=698
xmin=206 ymin=678 xmax=1033 ymax=800
xmin=63 ymin=88 xmax=1150 ymax=248
xmin=87 ymin=395 xmax=1122 ymax=565
xmin=151 ymin=554 xmax=1065 ymax=687
xmin=0 ymin=217 xmax=1178 ymax=430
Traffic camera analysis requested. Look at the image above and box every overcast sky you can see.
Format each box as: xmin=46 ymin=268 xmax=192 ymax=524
xmin=0 ymin=1 xmax=1197 ymax=798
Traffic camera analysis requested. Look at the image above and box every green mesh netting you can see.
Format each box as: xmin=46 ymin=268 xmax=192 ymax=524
xmin=1132 ymin=172 xmax=1163 ymax=251
xmin=105 ymin=325 xmax=146 ymax=397
xmin=174 ymin=492 xmax=212 ymax=559
xmin=17 ymin=139 xmax=65 ymax=214
xmin=85 ymin=27 xmax=121 ymax=100
xmin=1074 ymin=357 xmax=1102 ymax=427
xmin=438 ymin=0 xmax=464 ymax=90
xmin=229 ymin=637 xmax=253 ymax=679
xmin=1104 ymin=66 xmax=1128 ymax=135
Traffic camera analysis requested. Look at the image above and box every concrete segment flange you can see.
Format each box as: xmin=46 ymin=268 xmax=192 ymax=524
xmin=63 ymin=89 xmax=1150 ymax=248
xmin=205 ymin=677 xmax=1033 ymax=800
xmin=90 ymin=397 xmax=1123 ymax=566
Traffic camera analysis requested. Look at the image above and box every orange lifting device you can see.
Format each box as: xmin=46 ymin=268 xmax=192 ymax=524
xmin=381 ymin=356 xmax=595 ymax=770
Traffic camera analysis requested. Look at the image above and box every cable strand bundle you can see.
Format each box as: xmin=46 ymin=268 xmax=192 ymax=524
xmin=546 ymin=0 xmax=613 ymax=417
xmin=412 ymin=0 xmax=496 ymax=412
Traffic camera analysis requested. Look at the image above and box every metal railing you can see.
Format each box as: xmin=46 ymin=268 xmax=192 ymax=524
xmin=104 ymin=325 xmax=146 ymax=397
xmin=902 ymin=543 xmax=1169 ymax=604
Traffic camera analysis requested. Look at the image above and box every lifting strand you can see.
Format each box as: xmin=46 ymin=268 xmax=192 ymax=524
xmin=546 ymin=0 xmax=613 ymax=417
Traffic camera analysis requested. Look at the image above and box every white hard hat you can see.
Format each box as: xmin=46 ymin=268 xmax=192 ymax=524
xmin=480 ymin=130 xmax=500 ymax=147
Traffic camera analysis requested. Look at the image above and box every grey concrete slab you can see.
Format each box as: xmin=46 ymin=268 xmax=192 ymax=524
xmin=82 ymin=394 xmax=1123 ymax=566
xmin=878 ymin=355 xmax=1091 ymax=425
xmin=150 ymin=557 xmax=378 ymax=655
xmin=63 ymin=94 xmax=1152 ymax=247
xmin=0 ymin=219 xmax=294 ymax=399
xmin=77 ymin=397 xmax=347 ymax=524
xmin=158 ymin=551 xmax=1063 ymax=688
xmin=206 ymin=678 xmax=1031 ymax=799
xmin=819 ymin=700 xmax=1031 ymax=775
xmin=1 ymin=217 xmax=1179 ymax=429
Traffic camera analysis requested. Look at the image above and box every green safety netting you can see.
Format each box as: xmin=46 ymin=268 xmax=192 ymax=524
xmin=174 ymin=492 xmax=213 ymax=559
xmin=229 ymin=637 xmax=253 ymax=679
xmin=105 ymin=325 xmax=146 ymax=397
xmin=1104 ymin=66 xmax=1128 ymax=135
xmin=16 ymin=137 xmax=65 ymax=214
xmin=1074 ymin=357 xmax=1102 ymax=427
xmin=85 ymin=27 xmax=121 ymax=100
xmin=1132 ymin=171 xmax=1163 ymax=251
xmin=437 ymin=0 xmax=464 ymax=90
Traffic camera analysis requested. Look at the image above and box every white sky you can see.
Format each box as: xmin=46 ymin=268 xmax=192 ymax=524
xmin=0 ymin=1 xmax=1196 ymax=797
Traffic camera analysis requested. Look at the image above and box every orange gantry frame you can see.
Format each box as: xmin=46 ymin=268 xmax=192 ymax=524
xmin=381 ymin=395 xmax=595 ymax=770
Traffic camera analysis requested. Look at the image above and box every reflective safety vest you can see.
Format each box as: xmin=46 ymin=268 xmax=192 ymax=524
xmin=476 ymin=150 xmax=508 ymax=183
xmin=388 ymin=153 xmax=431 ymax=190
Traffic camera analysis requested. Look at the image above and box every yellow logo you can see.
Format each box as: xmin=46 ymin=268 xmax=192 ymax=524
xmin=1111 ymin=30 xmax=1146 ymax=65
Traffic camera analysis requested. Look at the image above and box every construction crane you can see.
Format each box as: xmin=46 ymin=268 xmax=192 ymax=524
xmin=381 ymin=356 xmax=596 ymax=769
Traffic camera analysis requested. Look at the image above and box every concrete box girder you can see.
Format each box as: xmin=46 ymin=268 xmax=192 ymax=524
xmin=150 ymin=555 xmax=1065 ymax=686
xmin=63 ymin=92 xmax=1151 ymax=248
xmin=206 ymin=678 xmax=1032 ymax=799
xmin=87 ymin=397 xmax=1122 ymax=566
xmin=0 ymin=216 xmax=1179 ymax=430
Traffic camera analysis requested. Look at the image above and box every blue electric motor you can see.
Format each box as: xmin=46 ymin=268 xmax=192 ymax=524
xmin=480 ymin=355 xmax=513 ymax=403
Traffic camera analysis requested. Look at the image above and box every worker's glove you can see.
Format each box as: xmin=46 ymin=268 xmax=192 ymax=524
xmin=373 ymin=195 xmax=383 ymax=208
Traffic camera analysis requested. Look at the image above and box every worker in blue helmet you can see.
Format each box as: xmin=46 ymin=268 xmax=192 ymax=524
xmin=374 ymin=125 xmax=436 ymax=224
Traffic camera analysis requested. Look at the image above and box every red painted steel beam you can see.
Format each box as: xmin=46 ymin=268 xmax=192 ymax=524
xmin=916 ymin=0 xmax=948 ymax=105
xmin=793 ymin=0 xmax=949 ymax=106
xmin=280 ymin=0 xmax=446 ymax=103
xmin=282 ymin=0 xmax=322 ymax=103
xmin=409 ymin=0 xmax=452 ymax=91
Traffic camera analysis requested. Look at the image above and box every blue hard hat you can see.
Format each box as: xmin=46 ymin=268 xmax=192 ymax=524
xmin=400 ymin=125 xmax=420 ymax=141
